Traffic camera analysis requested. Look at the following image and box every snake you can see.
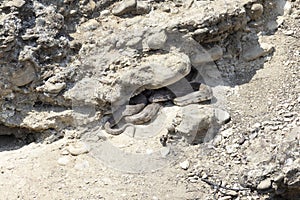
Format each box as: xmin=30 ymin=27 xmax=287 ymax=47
xmin=104 ymin=82 xmax=213 ymax=135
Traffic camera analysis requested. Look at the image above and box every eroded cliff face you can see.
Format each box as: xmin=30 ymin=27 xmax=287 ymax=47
xmin=0 ymin=0 xmax=249 ymax=131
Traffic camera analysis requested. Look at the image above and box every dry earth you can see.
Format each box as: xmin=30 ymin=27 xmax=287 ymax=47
xmin=0 ymin=0 xmax=299 ymax=199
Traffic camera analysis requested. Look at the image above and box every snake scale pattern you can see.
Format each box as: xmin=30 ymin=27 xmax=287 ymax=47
xmin=104 ymin=83 xmax=213 ymax=135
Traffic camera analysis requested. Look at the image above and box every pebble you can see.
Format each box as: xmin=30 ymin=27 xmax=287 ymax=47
xmin=61 ymin=149 xmax=69 ymax=155
xmin=252 ymin=122 xmax=261 ymax=131
xmin=146 ymin=31 xmax=168 ymax=50
xmin=100 ymin=10 xmax=110 ymax=17
xmin=11 ymin=63 xmax=36 ymax=86
xmin=214 ymin=109 xmax=231 ymax=124
xmin=238 ymin=136 xmax=246 ymax=145
xmin=112 ymin=0 xmax=137 ymax=16
xmin=226 ymin=190 xmax=238 ymax=197
xmin=188 ymin=176 xmax=198 ymax=183
xmin=283 ymin=30 xmax=294 ymax=36
xmin=179 ymin=160 xmax=190 ymax=170
xmin=57 ymin=156 xmax=70 ymax=166
xmin=74 ymin=160 xmax=89 ymax=170
xmin=44 ymin=81 xmax=66 ymax=94
xmin=250 ymin=3 xmax=264 ymax=20
xmin=3 ymin=0 xmax=25 ymax=8
xmin=243 ymin=43 xmax=274 ymax=61
xmin=257 ymin=178 xmax=272 ymax=190
xmin=220 ymin=128 xmax=233 ymax=138
xmin=160 ymin=147 xmax=170 ymax=157
xmin=101 ymin=177 xmax=112 ymax=185
xmin=68 ymin=142 xmax=90 ymax=156
xmin=135 ymin=1 xmax=151 ymax=15
xmin=207 ymin=45 xmax=223 ymax=61
xmin=219 ymin=196 xmax=233 ymax=200
xmin=225 ymin=144 xmax=239 ymax=154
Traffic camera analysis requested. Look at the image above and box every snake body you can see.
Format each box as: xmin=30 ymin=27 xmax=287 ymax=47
xmin=104 ymin=83 xmax=213 ymax=135
xmin=173 ymin=84 xmax=213 ymax=106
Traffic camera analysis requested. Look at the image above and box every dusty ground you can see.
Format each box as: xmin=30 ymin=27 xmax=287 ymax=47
xmin=0 ymin=0 xmax=299 ymax=200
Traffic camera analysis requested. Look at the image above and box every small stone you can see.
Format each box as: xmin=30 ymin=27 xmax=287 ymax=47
xmin=253 ymin=122 xmax=261 ymax=130
xmin=238 ymin=136 xmax=246 ymax=145
xmin=74 ymin=160 xmax=89 ymax=170
xmin=249 ymin=132 xmax=258 ymax=139
xmin=44 ymin=82 xmax=66 ymax=94
xmin=160 ymin=146 xmax=170 ymax=157
xmin=214 ymin=109 xmax=231 ymax=124
xmin=250 ymin=3 xmax=264 ymax=21
xmin=225 ymin=144 xmax=239 ymax=154
xmin=257 ymin=178 xmax=272 ymax=190
xmin=190 ymin=45 xmax=223 ymax=65
xmin=101 ymin=177 xmax=112 ymax=185
xmin=79 ymin=19 xmax=100 ymax=31
xmin=11 ymin=62 xmax=36 ymax=86
xmin=57 ymin=156 xmax=70 ymax=166
xmin=100 ymin=10 xmax=110 ymax=17
xmin=219 ymin=196 xmax=233 ymax=200
xmin=152 ymin=196 xmax=159 ymax=200
xmin=188 ymin=176 xmax=198 ymax=183
xmin=68 ymin=142 xmax=90 ymax=156
xmin=3 ymin=0 xmax=25 ymax=8
xmin=283 ymin=30 xmax=294 ymax=36
xmin=112 ymin=0 xmax=137 ymax=16
xmin=207 ymin=45 xmax=223 ymax=61
xmin=226 ymin=190 xmax=238 ymax=196
xmin=161 ymin=5 xmax=171 ymax=13
xmin=146 ymin=31 xmax=168 ymax=50
xmin=274 ymin=174 xmax=284 ymax=182
xmin=243 ymin=43 xmax=274 ymax=61
xmin=61 ymin=149 xmax=69 ymax=155
xmin=135 ymin=1 xmax=151 ymax=15
xmin=179 ymin=160 xmax=190 ymax=170
xmin=220 ymin=128 xmax=233 ymax=138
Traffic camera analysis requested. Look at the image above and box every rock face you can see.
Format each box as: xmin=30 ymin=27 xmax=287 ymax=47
xmin=0 ymin=0 xmax=299 ymax=198
xmin=0 ymin=0 xmax=278 ymax=137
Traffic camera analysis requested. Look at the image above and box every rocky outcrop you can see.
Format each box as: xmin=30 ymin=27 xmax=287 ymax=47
xmin=0 ymin=0 xmax=276 ymax=133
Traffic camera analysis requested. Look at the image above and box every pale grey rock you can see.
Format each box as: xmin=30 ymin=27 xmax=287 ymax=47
xmin=11 ymin=63 xmax=36 ymax=87
xmin=44 ymin=82 xmax=66 ymax=94
xmin=208 ymin=45 xmax=224 ymax=61
xmin=257 ymin=178 xmax=272 ymax=190
xmin=220 ymin=127 xmax=233 ymax=138
xmin=146 ymin=31 xmax=168 ymax=50
xmin=243 ymin=43 xmax=274 ymax=61
xmin=120 ymin=52 xmax=191 ymax=92
xmin=68 ymin=142 xmax=90 ymax=156
xmin=175 ymin=105 xmax=215 ymax=144
xmin=214 ymin=108 xmax=231 ymax=124
xmin=3 ymin=0 xmax=25 ymax=8
xmin=179 ymin=160 xmax=190 ymax=170
xmin=74 ymin=160 xmax=90 ymax=170
xmin=112 ymin=0 xmax=137 ymax=16
xmin=189 ymin=45 xmax=223 ymax=65
xmin=249 ymin=3 xmax=264 ymax=21
xmin=135 ymin=1 xmax=151 ymax=15
xmin=100 ymin=10 xmax=110 ymax=17
xmin=79 ymin=19 xmax=100 ymax=31
xmin=160 ymin=147 xmax=170 ymax=157
xmin=126 ymin=37 xmax=142 ymax=47
xmin=21 ymin=110 xmax=73 ymax=131
xmin=57 ymin=156 xmax=70 ymax=166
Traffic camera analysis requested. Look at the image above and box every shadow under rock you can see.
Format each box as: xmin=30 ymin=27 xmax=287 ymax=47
xmin=0 ymin=125 xmax=36 ymax=152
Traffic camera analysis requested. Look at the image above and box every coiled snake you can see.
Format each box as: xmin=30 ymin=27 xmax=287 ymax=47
xmin=104 ymin=83 xmax=213 ymax=135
